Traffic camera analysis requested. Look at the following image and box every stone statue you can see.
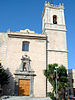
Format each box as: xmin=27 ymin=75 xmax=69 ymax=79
xmin=21 ymin=55 xmax=31 ymax=72
xmin=23 ymin=62 xmax=27 ymax=71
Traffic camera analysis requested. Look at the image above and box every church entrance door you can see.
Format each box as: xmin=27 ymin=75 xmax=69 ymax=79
xmin=18 ymin=79 xmax=30 ymax=96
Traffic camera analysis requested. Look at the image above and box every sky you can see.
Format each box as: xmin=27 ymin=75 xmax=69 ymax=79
xmin=0 ymin=0 xmax=75 ymax=69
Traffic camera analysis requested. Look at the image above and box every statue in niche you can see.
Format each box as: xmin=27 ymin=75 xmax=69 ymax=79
xmin=21 ymin=55 xmax=31 ymax=72
xmin=23 ymin=62 xmax=27 ymax=71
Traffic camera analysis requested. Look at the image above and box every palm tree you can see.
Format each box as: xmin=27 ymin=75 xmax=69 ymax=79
xmin=44 ymin=64 xmax=69 ymax=99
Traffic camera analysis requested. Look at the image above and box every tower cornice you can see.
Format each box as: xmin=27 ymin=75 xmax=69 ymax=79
xmin=42 ymin=2 xmax=64 ymax=18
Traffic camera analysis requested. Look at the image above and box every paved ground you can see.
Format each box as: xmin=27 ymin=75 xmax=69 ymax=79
xmin=1 ymin=96 xmax=51 ymax=100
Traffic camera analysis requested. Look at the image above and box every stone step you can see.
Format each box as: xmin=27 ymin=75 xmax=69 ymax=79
xmin=1 ymin=96 xmax=51 ymax=100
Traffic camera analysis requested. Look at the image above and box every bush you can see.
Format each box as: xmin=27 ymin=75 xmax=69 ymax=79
xmin=49 ymin=92 xmax=56 ymax=100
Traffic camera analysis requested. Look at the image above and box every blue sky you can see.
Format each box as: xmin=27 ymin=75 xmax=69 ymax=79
xmin=0 ymin=0 xmax=74 ymax=69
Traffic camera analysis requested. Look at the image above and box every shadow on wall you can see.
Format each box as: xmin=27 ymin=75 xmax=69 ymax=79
xmin=2 ymin=68 xmax=15 ymax=96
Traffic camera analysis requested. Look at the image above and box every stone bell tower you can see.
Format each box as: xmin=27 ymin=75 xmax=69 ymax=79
xmin=42 ymin=2 xmax=68 ymax=69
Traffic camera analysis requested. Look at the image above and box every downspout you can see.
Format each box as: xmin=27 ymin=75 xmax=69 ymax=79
xmin=44 ymin=22 xmax=48 ymax=97
xmin=46 ymin=34 xmax=48 ymax=97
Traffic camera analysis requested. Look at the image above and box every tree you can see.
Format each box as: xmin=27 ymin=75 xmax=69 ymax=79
xmin=44 ymin=64 xmax=69 ymax=100
xmin=0 ymin=63 xmax=10 ymax=88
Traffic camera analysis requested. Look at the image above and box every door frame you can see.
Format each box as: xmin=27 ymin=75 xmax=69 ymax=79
xmin=14 ymin=71 xmax=36 ymax=97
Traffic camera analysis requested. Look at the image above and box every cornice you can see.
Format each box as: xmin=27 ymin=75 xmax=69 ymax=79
xmin=45 ymin=28 xmax=67 ymax=32
xmin=8 ymin=33 xmax=46 ymax=40
xmin=47 ymin=49 xmax=68 ymax=53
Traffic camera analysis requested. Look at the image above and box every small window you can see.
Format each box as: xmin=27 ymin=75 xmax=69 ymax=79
xmin=53 ymin=15 xmax=57 ymax=24
xmin=22 ymin=41 xmax=29 ymax=51
xmin=72 ymin=79 xmax=74 ymax=83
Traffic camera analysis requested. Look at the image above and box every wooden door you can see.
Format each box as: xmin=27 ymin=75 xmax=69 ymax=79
xmin=18 ymin=79 xmax=30 ymax=96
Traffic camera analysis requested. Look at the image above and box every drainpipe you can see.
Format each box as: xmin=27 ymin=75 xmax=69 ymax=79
xmin=44 ymin=24 xmax=48 ymax=97
xmin=46 ymin=34 xmax=48 ymax=97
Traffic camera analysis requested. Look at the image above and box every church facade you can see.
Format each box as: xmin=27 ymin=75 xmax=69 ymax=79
xmin=0 ymin=2 xmax=68 ymax=97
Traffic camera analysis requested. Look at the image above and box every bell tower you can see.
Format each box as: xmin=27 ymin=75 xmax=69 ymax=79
xmin=42 ymin=2 xmax=68 ymax=68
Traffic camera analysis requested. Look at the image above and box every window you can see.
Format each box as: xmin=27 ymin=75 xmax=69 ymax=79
xmin=22 ymin=41 xmax=29 ymax=51
xmin=72 ymin=79 xmax=74 ymax=83
xmin=53 ymin=15 xmax=57 ymax=24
